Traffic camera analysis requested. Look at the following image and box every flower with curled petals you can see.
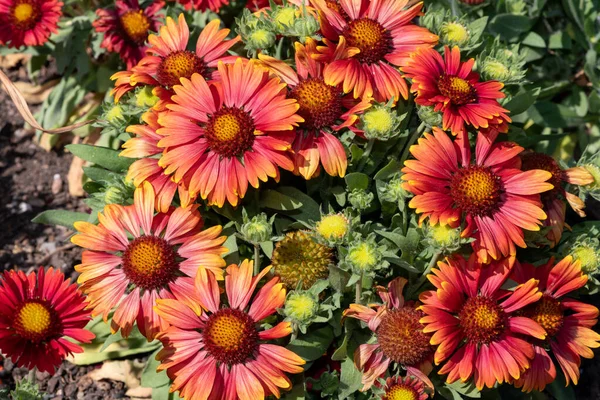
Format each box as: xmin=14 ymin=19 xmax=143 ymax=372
xmin=310 ymin=0 xmax=438 ymax=102
xmin=0 ymin=0 xmax=62 ymax=48
xmin=510 ymin=256 xmax=600 ymax=392
xmin=156 ymin=58 xmax=303 ymax=207
xmin=419 ymin=255 xmax=547 ymax=390
xmin=154 ymin=260 xmax=305 ymax=400
xmin=111 ymin=15 xmax=240 ymax=111
xmin=401 ymin=127 xmax=553 ymax=264
xmin=343 ymin=277 xmax=434 ymax=391
xmin=93 ymin=0 xmax=164 ymax=69
xmin=71 ymin=182 xmax=228 ymax=341
xmin=402 ymin=46 xmax=510 ymax=136
xmin=0 ymin=268 xmax=94 ymax=373
xmin=259 ymin=38 xmax=371 ymax=179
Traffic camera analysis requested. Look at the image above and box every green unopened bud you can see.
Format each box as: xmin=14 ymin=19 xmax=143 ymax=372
xmin=572 ymin=240 xmax=600 ymax=274
xmin=105 ymin=104 xmax=124 ymax=123
xmin=440 ymin=21 xmax=470 ymax=46
xmin=345 ymin=239 xmax=383 ymax=274
xmin=135 ymin=86 xmax=159 ymax=108
xmin=348 ymin=189 xmax=373 ymax=211
xmin=428 ymin=224 xmax=460 ymax=248
xmin=104 ymin=186 xmax=127 ymax=205
xmin=505 ymin=0 xmax=527 ymax=14
xmin=240 ymin=213 xmax=272 ymax=243
xmin=379 ymin=175 xmax=412 ymax=204
xmin=482 ymin=60 xmax=512 ymax=82
xmin=248 ymin=29 xmax=276 ymax=50
xmin=417 ymin=105 xmax=443 ymax=128
xmin=292 ymin=14 xmax=320 ymax=41
xmin=284 ymin=291 xmax=319 ymax=323
xmin=315 ymin=213 xmax=350 ymax=244
xmin=583 ymin=164 xmax=600 ymax=190
xmin=272 ymin=6 xmax=297 ymax=31
xmin=361 ymin=104 xmax=403 ymax=140
xmin=479 ymin=42 xmax=526 ymax=85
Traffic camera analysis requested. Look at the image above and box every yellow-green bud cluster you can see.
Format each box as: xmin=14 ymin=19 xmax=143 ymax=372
xmin=379 ymin=175 xmax=412 ymax=204
xmin=479 ymin=42 xmax=527 ymax=85
xmin=421 ymin=9 xmax=485 ymax=51
xmin=284 ymin=291 xmax=319 ymax=323
xmin=105 ymin=104 xmax=124 ymax=123
xmin=315 ymin=213 xmax=350 ymax=245
xmin=236 ymin=9 xmax=276 ymax=52
xmin=583 ymin=163 xmax=600 ymax=191
xmin=135 ymin=86 xmax=159 ymax=108
xmin=361 ymin=103 xmax=404 ymax=140
xmin=348 ymin=189 xmax=374 ymax=211
xmin=345 ymin=239 xmax=383 ymax=274
xmin=271 ymin=231 xmax=333 ymax=289
xmin=505 ymin=0 xmax=527 ymax=15
xmin=427 ymin=224 xmax=461 ymax=252
xmin=266 ymin=4 xmax=320 ymax=42
xmin=571 ymin=238 xmax=600 ymax=274
xmin=240 ymin=213 xmax=273 ymax=243
xmin=440 ymin=21 xmax=470 ymax=46
xmin=417 ymin=105 xmax=443 ymax=128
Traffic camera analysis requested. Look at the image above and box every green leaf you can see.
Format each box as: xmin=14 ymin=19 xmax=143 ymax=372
xmin=32 ymin=210 xmax=90 ymax=229
xmin=344 ymin=172 xmax=369 ymax=191
xmin=505 ymin=87 xmax=541 ymax=115
xmin=259 ymin=240 xmax=274 ymax=258
xmin=287 ymin=326 xmax=334 ymax=362
xmin=83 ymin=166 xmax=119 ymax=183
xmin=141 ymin=348 xmax=170 ymax=388
xmin=331 ymin=333 xmax=349 ymax=361
xmin=275 ymin=186 xmax=321 ymax=225
xmin=468 ymin=16 xmax=488 ymax=42
xmin=547 ymin=370 xmax=576 ymax=400
xmin=67 ymin=144 xmax=134 ymax=172
xmin=373 ymin=159 xmax=402 ymax=181
xmin=338 ymin=357 xmax=362 ymax=398
xmin=488 ymin=14 xmax=534 ymax=41
xmin=260 ymin=189 xmax=303 ymax=211
xmin=548 ymin=31 xmax=572 ymax=49
xmin=522 ymin=31 xmax=546 ymax=48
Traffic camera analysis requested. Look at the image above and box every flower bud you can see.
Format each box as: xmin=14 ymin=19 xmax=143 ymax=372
xmin=315 ymin=213 xmax=350 ymax=244
xmin=105 ymin=104 xmax=124 ymax=123
xmin=135 ymin=86 xmax=159 ymax=108
xmin=583 ymin=163 xmax=600 ymax=190
xmin=572 ymin=239 xmax=600 ymax=274
xmin=284 ymin=291 xmax=319 ymax=323
xmin=440 ymin=21 xmax=470 ymax=46
xmin=379 ymin=175 xmax=412 ymax=204
xmin=271 ymin=6 xmax=297 ymax=32
xmin=240 ymin=213 xmax=273 ymax=243
xmin=247 ymin=28 xmax=276 ymax=50
xmin=428 ymin=224 xmax=461 ymax=249
xmin=361 ymin=104 xmax=403 ymax=140
xmin=348 ymin=189 xmax=374 ymax=211
xmin=417 ymin=105 xmax=443 ymax=128
xmin=345 ymin=239 xmax=382 ymax=274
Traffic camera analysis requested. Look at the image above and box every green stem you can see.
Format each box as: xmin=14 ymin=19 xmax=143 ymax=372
xmin=399 ymin=122 xmax=425 ymax=164
xmin=410 ymin=251 xmax=442 ymax=298
xmin=357 ymin=139 xmax=375 ymax=171
xmin=253 ymin=243 xmax=260 ymax=276
xmin=290 ymin=323 xmax=299 ymax=342
xmin=355 ymin=273 xmax=363 ymax=304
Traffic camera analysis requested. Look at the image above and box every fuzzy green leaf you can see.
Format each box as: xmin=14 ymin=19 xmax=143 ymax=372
xmin=32 ymin=210 xmax=90 ymax=229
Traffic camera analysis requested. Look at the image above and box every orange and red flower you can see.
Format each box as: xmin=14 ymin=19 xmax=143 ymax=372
xmin=403 ymin=46 xmax=510 ymax=136
xmin=93 ymin=0 xmax=164 ymax=69
xmin=311 ymin=0 xmax=437 ymax=102
xmin=168 ymin=0 xmax=228 ymax=12
xmin=510 ymin=256 xmax=600 ymax=391
xmin=0 ymin=268 xmax=94 ymax=373
xmin=344 ymin=277 xmax=434 ymax=391
xmin=402 ymin=128 xmax=553 ymax=264
xmin=419 ymin=255 xmax=547 ymax=390
xmin=71 ymin=182 xmax=228 ymax=341
xmin=155 ymin=260 xmax=305 ymax=400
xmin=382 ymin=375 xmax=430 ymax=400
xmin=259 ymin=38 xmax=371 ymax=179
xmin=156 ymin=58 xmax=303 ymax=207
xmin=112 ymin=14 xmax=240 ymax=110
xmin=520 ymin=152 xmax=595 ymax=246
xmin=0 ymin=0 xmax=62 ymax=48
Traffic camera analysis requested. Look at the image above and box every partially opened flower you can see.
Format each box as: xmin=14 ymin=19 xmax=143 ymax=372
xmin=112 ymin=15 xmax=240 ymax=110
xmin=155 ymin=260 xmax=305 ymax=400
xmin=311 ymin=0 xmax=438 ymax=102
xmin=402 ymin=128 xmax=553 ymax=264
xmin=71 ymin=182 xmax=228 ymax=340
xmin=419 ymin=255 xmax=546 ymax=390
xmin=520 ymin=152 xmax=595 ymax=246
xmin=510 ymin=256 xmax=600 ymax=391
xmin=403 ymin=46 xmax=510 ymax=136
xmin=93 ymin=0 xmax=164 ymax=69
xmin=382 ymin=375 xmax=431 ymax=400
xmin=156 ymin=58 xmax=303 ymax=207
xmin=259 ymin=38 xmax=371 ymax=178
xmin=122 ymin=110 xmax=195 ymax=213
xmin=0 ymin=268 xmax=94 ymax=373
xmin=0 ymin=0 xmax=62 ymax=48
xmin=344 ymin=277 xmax=434 ymax=391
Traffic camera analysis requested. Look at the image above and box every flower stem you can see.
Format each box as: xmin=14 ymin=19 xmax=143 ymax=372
xmin=355 ymin=273 xmax=363 ymax=304
xmin=358 ymin=139 xmax=375 ymax=171
xmin=399 ymin=122 xmax=425 ymax=164
xmin=253 ymin=243 xmax=261 ymax=276
xmin=410 ymin=251 xmax=442 ymax=298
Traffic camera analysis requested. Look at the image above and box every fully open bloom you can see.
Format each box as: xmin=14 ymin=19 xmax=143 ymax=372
xmin=382 ymin=375 xmax=430 ymax=400
xmin=0 ymin=0 xmax=62 ymax=48
xmin=419 ymin=255 xmax=547 ymax=390
xmin=155 ymin=260 xmax=305 ymax=400
xmin=71 ymin=182 xmax=227 ymax=340
xmin=403 ymin=46 xmax=510 ymax=136
xmin=344 ymin=277 xmax=434 ymax=391
xmin=520 ymin=152 xmax=595 ymax=246
xmin=112 ymin=14 xmax=240 ymax=110
xmin=122 ymin=110 xmax=195 ymax=213
xmin=156 ymin=58 xmax=303 ymax=207
xmin=311 ymin=0 xmax=437 ymax=102
xmin=259 ymin=38 xmax=371 ymax=178
xmin=169 ymin=0 xmax=228 ymax=12
xmin=510 ymin=256 xmax=600 ymax=391
xmin=0 ymin=268 xmax=94 ymax=373
xmin=402 ymin=128 xmax=553 ymax=264
xmin=93 ymin=0 xmax=164 ymax=69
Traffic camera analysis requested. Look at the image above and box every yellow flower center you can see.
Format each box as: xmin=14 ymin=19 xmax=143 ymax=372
xmin=285 ymin=292 xmax=317 ymax=321
xmin=205 ymin=107 xmax=256 ymax=158
xmin=524 ymin=295 xmax=563 ymax=338
xmin=386 ymin=385 xmax=418 ymax=400
xmin=376 ymin=308 xmax=432 ymax=366
xmin=429 ymin=224 xmax=459 ymax=247
xmin=15 ymin=302 xmax=53 ymax=341
xmin=120 ymin=10 xmax=150 ymax=45
xmin=363 ymin=107 xmax=394 ymax=135
xmin=572 ymin=245 xmax=599 ymax=273
xmin=450 ymin=165 xmax=502 ymax=217
xmin=157 ymin=50 xmax=206 ymax=87
xmin=437 ymin=75 xmax=477 ymax=105
xmin=343 ymin=18 xmax=391 ymax=64
xmin=203 ymin=309 xmax=259 ymax=365
xmin=291 ymin=77 xmax=342 ymax=130
xmin=441 ymin=22 xmax=469 ymax=45
xmin=347 ymin=242 xmax=378 ymax=271
xmin=316 ymin=214 xmax=349 ymax=241
xmin=459 ymin=295 xmax=506 ymax=344
xmin=122 ymin=235 xmax=179 ymax=290
xmin=10 ymin=0 xmax=39 ymax=29
xmin=272 ymin=231 xmax=333 ymax=289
